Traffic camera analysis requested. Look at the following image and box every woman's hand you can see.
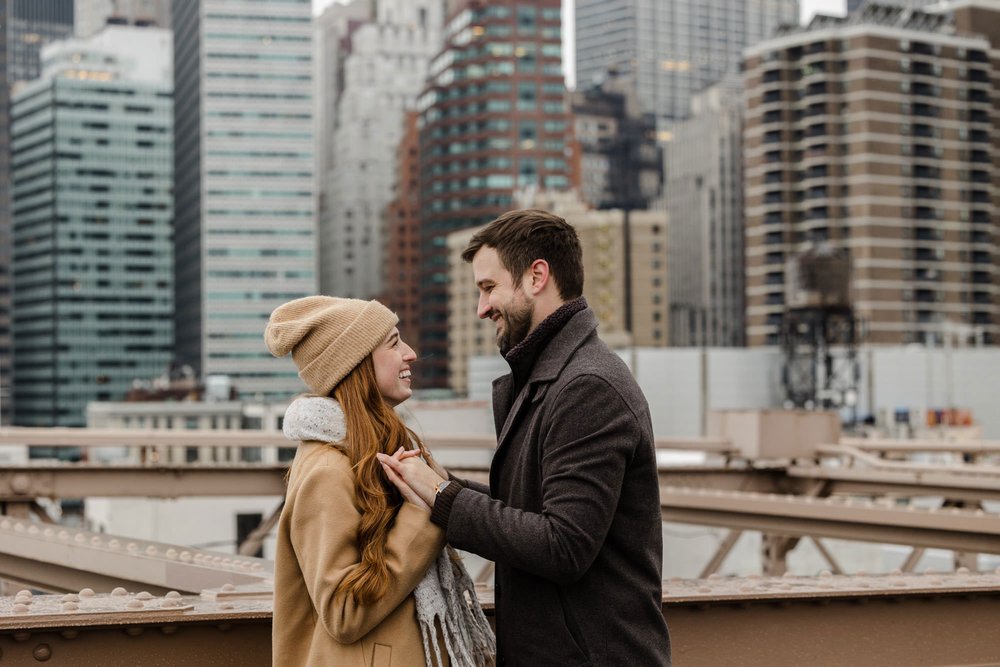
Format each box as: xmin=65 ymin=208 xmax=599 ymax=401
xmin=377 ymin=448 xmax=444 ymax=508
xmin=383 ymin=448 xmax=430 ymax=511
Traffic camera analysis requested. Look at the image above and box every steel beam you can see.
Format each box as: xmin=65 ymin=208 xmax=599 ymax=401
xmin=661 ymin=486 xmax=1000 ymax=554
xmin=787 ymin=464 xmax=1000 ymax=502
xmin=0 ymin=466 xmax=288 ymax=500
xmin=3 ymin=573 xmax=999 ymax=667
xmin=0 ymin=516 xmax=271 ymax=594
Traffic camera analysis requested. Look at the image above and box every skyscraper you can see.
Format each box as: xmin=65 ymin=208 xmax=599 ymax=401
xmin=417 ymin=0 xmax=575 ymax=388
xmin=317 ymin=0 xmax=443 ymax=299
xmin=173 ymin=0 xmax=316 ymax=401
xmin=743 ymin=3 xmax=999 ymax=346
xmin=0 ymin=0 xmax=75 ymax=423
xmin=10 ymin=26 xmax=173 ymax=426
xmin=666 ymin=78 xmax=745 ymax=347
xmin=575 ymin=0 xmax=799 ymax=127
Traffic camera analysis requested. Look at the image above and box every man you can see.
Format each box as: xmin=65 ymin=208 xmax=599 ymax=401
xmin=378 ymin=209 xmax=671 ymax=665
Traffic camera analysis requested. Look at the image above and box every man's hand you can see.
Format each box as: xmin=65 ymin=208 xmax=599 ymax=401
xmin=377 ymin=449 xmax=445 ymax=507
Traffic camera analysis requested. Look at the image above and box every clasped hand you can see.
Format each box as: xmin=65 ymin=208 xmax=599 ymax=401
xmin=378 ymin=448 xmax=446 ymax=512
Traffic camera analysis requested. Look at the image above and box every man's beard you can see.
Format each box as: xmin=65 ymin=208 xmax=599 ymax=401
xmin=496 ymin=298 xmax=533 ymax=356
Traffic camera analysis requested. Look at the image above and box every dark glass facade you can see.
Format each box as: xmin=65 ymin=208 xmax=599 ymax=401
xmin=0 ymin=0 xmax=74 ymax=424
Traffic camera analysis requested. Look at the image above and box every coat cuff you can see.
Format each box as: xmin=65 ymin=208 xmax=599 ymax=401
xmin=430 ymin=480 xmax=462 ymax=529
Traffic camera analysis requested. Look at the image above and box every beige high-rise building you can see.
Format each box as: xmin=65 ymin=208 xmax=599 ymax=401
xmin=447 ymin=192 xmax=668 ymax=393
xmin=743 ymin=2 xmax=1000 ymax=347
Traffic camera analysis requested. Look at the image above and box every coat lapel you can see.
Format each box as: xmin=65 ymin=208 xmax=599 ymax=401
xmin=490 ymin=308 xmax=600 ymax=464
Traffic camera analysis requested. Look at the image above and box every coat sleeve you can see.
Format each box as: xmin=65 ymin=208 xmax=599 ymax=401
xmin=442 ymin=374 xmax=639 ymax=585
xmin=289 ymin=462 xmax=445 ymax=644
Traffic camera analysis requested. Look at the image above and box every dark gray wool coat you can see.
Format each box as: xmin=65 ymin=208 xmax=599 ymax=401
xmin=432 ymin=300 xmax=671 ymax=666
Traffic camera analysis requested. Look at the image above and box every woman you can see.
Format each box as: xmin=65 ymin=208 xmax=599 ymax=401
xmin=265 ymin=296 xmax=494 ymax=667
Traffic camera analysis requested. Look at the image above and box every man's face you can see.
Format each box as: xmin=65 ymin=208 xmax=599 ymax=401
xmin=471 ymin=247 xmax=534 ymax=355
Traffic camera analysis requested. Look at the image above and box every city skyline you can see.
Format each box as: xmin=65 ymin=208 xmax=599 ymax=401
xmin=313 ymin=0 xmax=849 ymax=90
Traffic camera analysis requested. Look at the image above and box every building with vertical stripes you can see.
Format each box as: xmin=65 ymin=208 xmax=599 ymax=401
xmin=575 ymin=0 xmax=798 ymax=128
xmin=172 ymin=0 xmax=316 ymax=401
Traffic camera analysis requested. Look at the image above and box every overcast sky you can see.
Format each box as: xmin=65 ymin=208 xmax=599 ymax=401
xmin=312 ymin=0 xmax=847 ymax=89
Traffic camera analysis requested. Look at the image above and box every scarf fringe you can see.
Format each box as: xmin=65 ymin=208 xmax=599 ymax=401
xmin=415 ymin=548 xmax=496 ymax=667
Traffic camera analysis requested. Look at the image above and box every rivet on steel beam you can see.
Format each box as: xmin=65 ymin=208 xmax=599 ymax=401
xmin=126 ymin=599 xmax=145 ymax=610
xmin=251 ymin=563 xmax=262 ymax=572
xmin=73 ymin=533 xmax=85 ymax=543
xmin=58 ymin=530 xmax=70 ymax=541
xmin=127 ymin=542 xmax=139 ymax=553
xmin=60 ymin=594 xmax=79 ymax=603
xmin=891 ymin=569 xmax=903 ymax=576
xmin=145 ymin=546 xmax=158 ymax=556
xmin=180 ymin=551 xmax=192 ymax=562
xmin=90 ymin=536 xmax=102 ymax=547
xmin=165 ymin=591 xmax=182 ymax=599
xmin=697 ymin=586 xmax=711 ymax=593
xmin=16 ymin=590 xmax=32 ymax=598
xmin=79 ymin=588 xmax=95 ymax=598
xmin=135 ymin=591 xmax=154 ymax=601
xmin=222 ymin=558 xmax=233 ymax=568
xmin=59 ymin=630 xmax=78 ymax=640
xmin=819 ymin=570 xmax=832 ymax=578
xmin=61 ymin=602 xmax=79 ymax=612
xmin=219 ymin=603 xmax=234 ymax=611
xmin=161 ymin=598 xmax=182 ymax=609
xmin=27 ymin=525 xmax=39 ymax=535
xmin=43 ymin=528 xmax=54 ymax=538
xmin=193 ymin=554 xmax=205 ymax=563
xmin=124 ymin=626 xmax=144 ymax=637
xmin=32 ymin=643 xmax=51 ymax=662
xmin=0 ymin=519 xmax=10 ymax=529
xmin=166 ymin=548 xmax=178 ymax=560
xmin=221 ymin=583 xmax=236 ymax=592
xmin=108 ymin=539 xmax=120 ymax=549
xmin=957 ymin=567 xmax=971 ymax=574
xmin=14 ymin=522 xmax=25 ymax=532
xmin=12 ymin=604 xmax=30 ymax=614
xmin=111 ymin=587 xmax=128 ymax=597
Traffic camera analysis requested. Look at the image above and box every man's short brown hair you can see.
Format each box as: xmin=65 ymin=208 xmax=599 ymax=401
xmin=461 ymin=209 xmax=584 ymax=300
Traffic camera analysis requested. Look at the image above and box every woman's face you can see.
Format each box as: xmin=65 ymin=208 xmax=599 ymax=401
xmin=372 ymin=328 xmax=416 ymax=407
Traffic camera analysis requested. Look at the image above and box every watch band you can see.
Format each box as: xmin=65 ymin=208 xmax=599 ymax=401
xmin=434 ymin=480 xmax=452 ymax=496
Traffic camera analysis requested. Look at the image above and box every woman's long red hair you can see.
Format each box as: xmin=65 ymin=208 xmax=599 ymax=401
xmin=330 ymin=355 xmax=430 ymax=605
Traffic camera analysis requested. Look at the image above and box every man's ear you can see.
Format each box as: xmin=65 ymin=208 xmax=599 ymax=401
xmin=525 ymin=259 xmax=550 ymax=296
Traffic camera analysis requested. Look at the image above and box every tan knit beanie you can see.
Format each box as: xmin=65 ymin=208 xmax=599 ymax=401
xmin=264 ymin=296 xmax=399 ymax=396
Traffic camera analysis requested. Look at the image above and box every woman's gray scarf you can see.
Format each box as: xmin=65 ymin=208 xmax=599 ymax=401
xmin=283 ymin=396 xmax=495 ymax=667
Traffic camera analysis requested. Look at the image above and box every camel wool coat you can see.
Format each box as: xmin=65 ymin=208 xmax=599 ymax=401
xmin=273 ymin=441 xmax=447 ymax=666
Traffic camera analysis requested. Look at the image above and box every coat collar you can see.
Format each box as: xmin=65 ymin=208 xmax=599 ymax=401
xmin=490 ymin=304 xmax=598 ymax=443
